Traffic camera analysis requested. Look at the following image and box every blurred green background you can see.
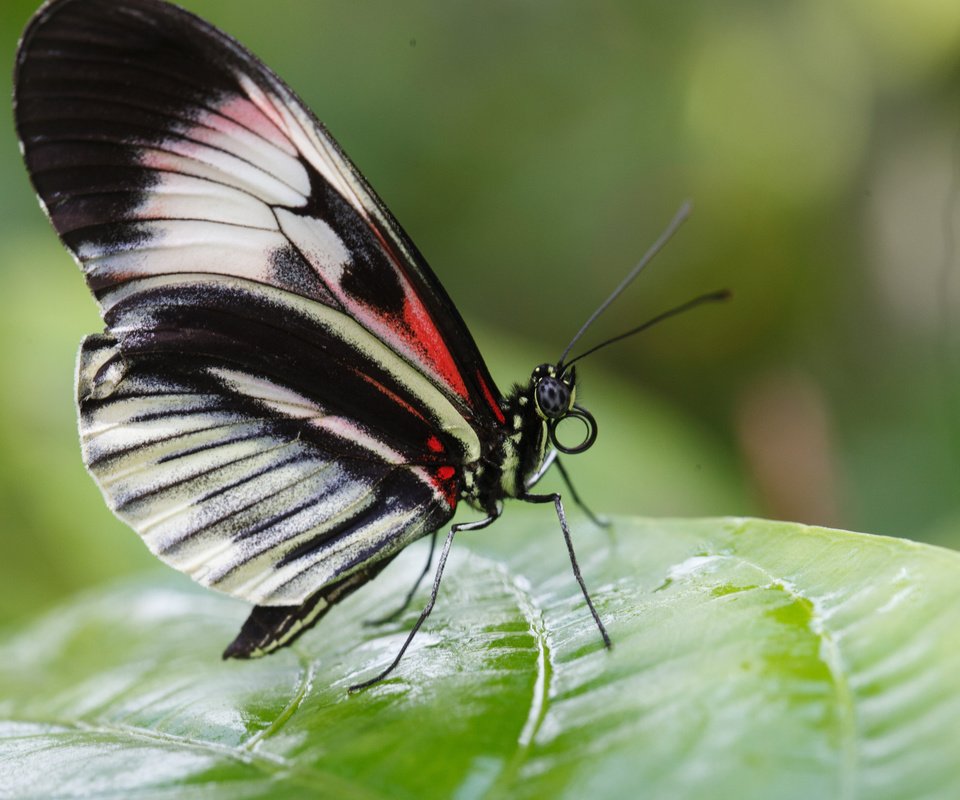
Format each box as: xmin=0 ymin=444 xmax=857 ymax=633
xmin=1 ymin=0 xmax=958 ymax=625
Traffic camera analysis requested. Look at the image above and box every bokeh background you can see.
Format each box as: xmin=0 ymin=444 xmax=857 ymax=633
xmin=1 ymin=0 xmax=958 ymax=625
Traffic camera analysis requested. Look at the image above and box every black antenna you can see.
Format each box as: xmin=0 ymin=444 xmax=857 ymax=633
xmin=557 ymin=200 xmax=692 ymax=368
xmin=563 ymin=289 xmax=731 ymax=368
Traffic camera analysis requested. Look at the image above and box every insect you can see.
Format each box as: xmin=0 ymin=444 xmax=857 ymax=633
xmin=15 ymin=0 xmax=725 ymax=691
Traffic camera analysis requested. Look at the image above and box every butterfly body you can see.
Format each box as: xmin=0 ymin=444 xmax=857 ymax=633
xmin=461 ymin=389 xmax=545 ymax=511
xmin=15 ymin=0 xmax=614 ymax=681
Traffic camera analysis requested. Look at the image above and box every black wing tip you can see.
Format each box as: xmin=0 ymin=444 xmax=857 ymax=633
xmin=16 ymin=0 xmax=99 ymax=69
xmin=13 ymin=0 xmax=86 ymax=129
xmin=14 ymin=0 xmax=242 ymax=83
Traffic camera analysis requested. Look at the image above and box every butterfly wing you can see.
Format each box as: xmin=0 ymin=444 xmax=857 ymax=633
xmin=14 ymin=0 xmax=501 ymax=618
xmin=15 ymin=0 xmax=505 ymax=425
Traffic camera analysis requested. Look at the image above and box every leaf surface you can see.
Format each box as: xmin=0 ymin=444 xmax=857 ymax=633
xmin=2 ymin=516 xmax=959 ymax=799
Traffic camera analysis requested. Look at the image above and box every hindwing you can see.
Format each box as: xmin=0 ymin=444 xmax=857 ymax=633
xmin=77 ymin=330 xmax=457 ymax=606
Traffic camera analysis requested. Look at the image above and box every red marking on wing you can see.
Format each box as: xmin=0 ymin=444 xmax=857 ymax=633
xmin=436 ymin=465 xmax=455 ymax=481
xmin=426 ymin=435 xmax=444 ymax=453
xmin=352 ymin=368 xmax=429 ymax=424
xmin=477 ymin=370 xmax=506 ymax=425
xmin=399 ymin=294 xmax=469 ymax=398
xmin=433 ymin=465 xmax=459 ymax=508
xmin=364 ymin=221 xmax=472 ymax=405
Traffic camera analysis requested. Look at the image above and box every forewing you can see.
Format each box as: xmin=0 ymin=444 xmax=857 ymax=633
xmin=14 ymin=0 xmax=506 ymax=428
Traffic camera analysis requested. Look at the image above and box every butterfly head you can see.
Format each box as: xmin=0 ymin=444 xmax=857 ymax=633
xmin=530 ymin=363 xmax=597 ymax=455
xmin=532 ymin=363 xmax=575 ymax=418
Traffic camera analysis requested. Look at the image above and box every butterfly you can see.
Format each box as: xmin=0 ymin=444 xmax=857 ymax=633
xmin=14 ymin=0 xmax=723 ymax=691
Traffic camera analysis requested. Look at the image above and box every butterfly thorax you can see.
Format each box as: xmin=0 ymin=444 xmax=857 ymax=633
xmin=461 ymin=384 xmax=547 ymax=513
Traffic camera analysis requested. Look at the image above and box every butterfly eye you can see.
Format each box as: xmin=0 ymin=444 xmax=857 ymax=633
xmin=535 ymin=376 xmax=570 ymax=419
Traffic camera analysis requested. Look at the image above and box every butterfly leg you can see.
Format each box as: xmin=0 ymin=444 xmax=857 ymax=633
xmin=521 ymin=492 xmax=612 ymax=649
xmin=363 ymin=531 xmax=438 ymax=626
xmin=526 ymin=450 xmax=608 ymax=529
xmin=525 ymin=448 xmax=558 ymax=488
xmin=349 ymin=511 xmax=501 ymax=693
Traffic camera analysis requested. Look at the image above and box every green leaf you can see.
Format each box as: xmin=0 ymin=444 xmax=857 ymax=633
xmin=2 ymin=515 xmax=959 ymax=799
